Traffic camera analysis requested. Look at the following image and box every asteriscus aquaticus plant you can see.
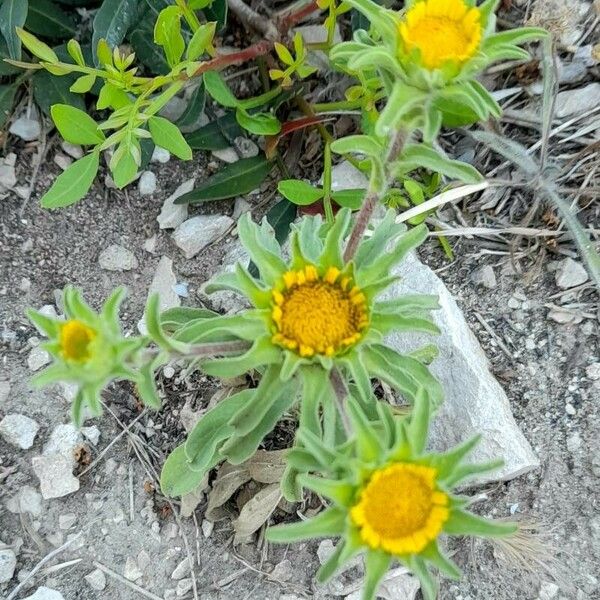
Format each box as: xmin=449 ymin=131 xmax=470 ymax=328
xmin=159 ymin=209 xmax=444 ymax=498
xmin=267 ymin=391 xmax=516 ymax=600
xmin=27 ymin=286 xmax=148 ymax=424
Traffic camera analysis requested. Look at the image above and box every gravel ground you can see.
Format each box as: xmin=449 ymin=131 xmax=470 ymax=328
xmin=0 ymin=148 xmax=598 ymax=600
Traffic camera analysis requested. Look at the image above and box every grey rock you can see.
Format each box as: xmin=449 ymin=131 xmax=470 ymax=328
xmin=538 ymin=581 xmax=560 ymax=600
xmin=53 ymin=154 xmax=72 ymax=171
xmin=586 ymin=363 xmax=600 ymax=381
xmin=547 ymin=308 xmax=579 ymax=325
xmin=138 ymin=257 xmax=181 ymax=334
xmin=43 ymin=423 xmax=83 ymax=465
xmin=176 ymin=578 xmax=193 ymax=596
xmin=201 ymin=239 xmax=250 ymax=313
xmin=81 ymin=426 xmax=100 ymax=445
xmin=555 ymin=257 xmax=588 ymax=289
xmin=270 ymin=559 xmax=293 ymax=582
xmin=159 ymin=96 xmax=187 ymax=121
xmin=99 ymin=244 xmax=138 ymax=272
xmin=61 ymin=142 xmax=83 ymax=160
xmin=6 ymin=486 xmax=43 ymax=517
xmin=383 ymin=253 xmax=539 ymax=483
xmin=171 ymin=558 xmax=190 ymax=580
xmin=212 ymin=147 xmax=239 ymax=163
xmin=27 ymin=346 xmax=50 ymax=372
xmin=471 ymin=265 xmax=497 ymax=289
xmin=151 ymin=146 xmax=171 ymax=164
xmin=59 ymin=513 xmax=77 ymax=530
xmin=10 ymin=115 xmax=41 ymax=141
xmin=157 ymin=179 xmax=193 ymax=229
xmin=232 ymin=197 xmax=251 ymax=220
xmin=328 ymin=160 xmax=368 ymax=192
xmin=377 ymin=569 xmax=420 ymax=600
xmin=555 ymin=83 xmax=600 ymax=118
xmin=124 ymin=556 xmax=143 ymax=581
xmin=32 ymin=455 xmax=80 ymax=499
xmin=84 ymin=568 xmax=106 ymax=591
xmin=0 ymin=549 xmax=17 ymax=583
xmin=144 ymin=235 xmax=158 ymax=254
xmin=138 ymin=171 xmax=157 ymax=196
xmin=23 ymin=587 xmax=65 ymax=600
xmin=234 ymin=137 xmax=259 ymax=159
xmin=201 ymin=519 xmax=214 ymax=538
xmin=0 ymin=153 xmax=18 ymax=190
xmin=0 ymin=380 xmax=10 ymax=403
xmin=0 ymin=413 xmax=40 ymax=449
xmin=172 ymin=215 xmax=234 ymax=259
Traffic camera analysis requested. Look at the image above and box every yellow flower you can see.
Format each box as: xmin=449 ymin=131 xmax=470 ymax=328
xmin=399 ymin=0 xmax=482 ymax=70
xmin=350 ymin=462 xmax=449 ymax=554
xmin=59 ymin=319 xmax=96 ymax=362
xmin=271 ymin=265 xmax=369 ymax=358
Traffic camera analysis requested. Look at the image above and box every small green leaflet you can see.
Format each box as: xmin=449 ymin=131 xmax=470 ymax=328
xmin=51 ymin=104 xmax=105 ymax=145
xmin=148 ymin=116 xmax=192 ymax=160
xmin=203 ymin=71 xmax=238 ymax=108
xmin=175 ymin=155 xmax=272 ymax=204
xmin=153 ymin=5 xmax=184 ymax=67
xmin=0 ymin=0 xmax=28 ymax=59
xmin=236 ymin=108 xmax=281 ymax=136
xmin=41 ymin=152 xmax=99 ymax=208
xmin=278 ymin=180 xmax=324 ymax=206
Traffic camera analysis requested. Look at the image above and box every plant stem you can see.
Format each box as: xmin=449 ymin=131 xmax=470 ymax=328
xmin=330 ymin=367 xmax=352 ymax=436
xmin=227 ymin=0 xmax=280 ymax=40
xmin=322 ymin=142 xmax=334 ymax=225
xmin=184 ymin=340 xmax=251 ymax=357
xmin=343 ymin=128 xmax=408 ymax=263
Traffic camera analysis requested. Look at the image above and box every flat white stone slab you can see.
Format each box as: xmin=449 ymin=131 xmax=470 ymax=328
xmin=383 ymin=253 xmax=539 ymax=483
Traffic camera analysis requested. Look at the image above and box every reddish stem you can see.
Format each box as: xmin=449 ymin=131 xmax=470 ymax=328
xmin=278 ymin=0 xmax=321 ymax=32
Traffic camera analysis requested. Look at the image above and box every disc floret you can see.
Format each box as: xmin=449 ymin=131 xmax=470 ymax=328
xmin=271 ymin=265 xmax=369 ymax=358
xmin=351 ymin=462 xmax=449 ymax=555
xmin=399 ymin=0 xmax=483 ymax=70
xmin=59 ymin=319 xmax=97 ymax=362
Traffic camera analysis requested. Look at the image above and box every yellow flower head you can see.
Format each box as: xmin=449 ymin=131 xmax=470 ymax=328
xmin=59 ymin=319 xmax=96 ymax=362
xmin=351 ymin=462 xmax=449 ymax=555
xmin=271 ymin=265 xmax=369 ymax=358
xmin=399 ymin=0 xmax=482 ymax=70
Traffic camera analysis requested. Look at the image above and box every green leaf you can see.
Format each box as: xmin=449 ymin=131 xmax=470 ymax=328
xmin=332 ymin=189 xmax=365 ymax=210
xmin=70 ymin=74 xmax=96 ymax=94
xmin=176 ymin=83 xmax=205 ymax=130
xmin=185 ymin=112 xmax=243 ymax=150
xmin=0 ymin=36 xmax=20 ymax=75
xmin=203 ymin=70 xmax=238 ymax=107
xmin=92 ymin=0 xmax=137 ymax=64
xmin=33 ymin=69 xmax=86 ymax=115
xmin=26 ymin=0 xmax=77 ymax=39
xmin=236 ymin=108 xmax=281 ymax=136
xmin=175 ymin=155 xmax=272 ymax=204
xmin=0 ymin=0 xmax=28 ymax=59
xmin=266 ymin=507 xmax=347 ymax=542
xmin=160 ymin=444 xmax=207 ymax=497
xmin=363 ymin=551 xmax=392 ymax=600
xmin=444 ymin=510 xmax=517 ymax=537
xmin=0 ymin=83 xmax=18 ymax=129
xmin=16 ymin=28 xmax=58 ymax=63
xmin=187 ymin=21 xmax=216 ymax=60
xmin=203 ymin=0 xmax=227 ymax=32
xmin=40 ymin=151 xmax=99 ymax=208
xmin=278 ymin=179 xmax=324 ymax=206
xmin=330 ymin=134 xmax=383 ymax=158
xmin=267 ymin=198 xmax=297 ymax=245
xmin=184 ymin=389 xmax=250 ymax=472
xmin=154 ymin=5 xmax=185 ymax=67
xmin=51 ymin=104 xmax=105 ymax=145
xmin=148 ymin=116 xmax=192 ymax=160
xmin=401 ymin=145 xmax=482 ymax=184
xmin=111 ymin=143 xmax=139 ymax=188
